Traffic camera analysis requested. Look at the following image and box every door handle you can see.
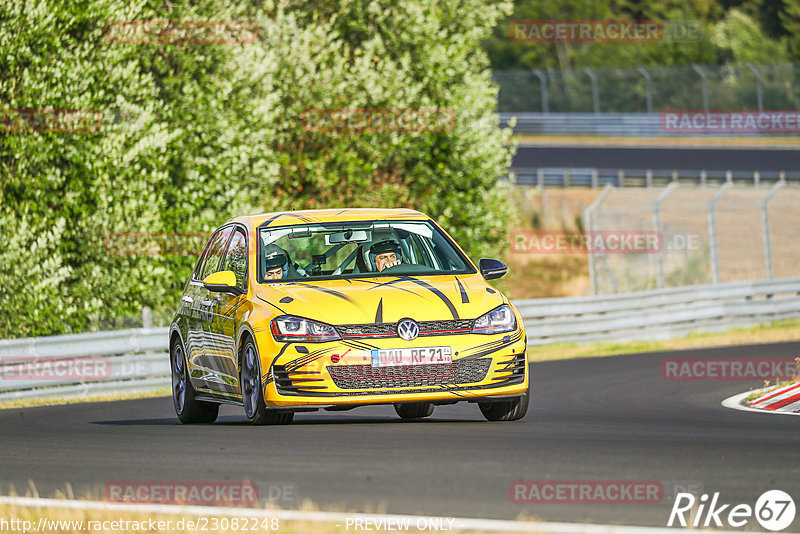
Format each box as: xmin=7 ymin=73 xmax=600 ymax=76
xmin=201 ymin=299 xmax=215 ymax=308
xmin=182 ymin=296 xmax=193 ymax=304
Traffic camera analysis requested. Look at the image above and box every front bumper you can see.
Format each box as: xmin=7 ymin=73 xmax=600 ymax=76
xmin=256 ymin=329 xmax=528 ymax=407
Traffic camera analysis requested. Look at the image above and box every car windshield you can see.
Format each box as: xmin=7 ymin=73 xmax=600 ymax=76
xmin=257 ymin=220 xmax=474 ymax=282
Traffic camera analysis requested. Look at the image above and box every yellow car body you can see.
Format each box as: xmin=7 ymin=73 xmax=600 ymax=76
xmin=169 ymin=208 xmax=528 ymax=424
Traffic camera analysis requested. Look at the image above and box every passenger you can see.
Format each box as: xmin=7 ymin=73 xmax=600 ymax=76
xmin=263 ymin=244 xmax=289 ymax=280
xmin=263 ymin=244 xmax=311 ymax=280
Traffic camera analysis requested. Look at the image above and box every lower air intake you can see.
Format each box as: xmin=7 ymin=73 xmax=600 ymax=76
xmin=327 ymin=358 xmax=491 ymax=389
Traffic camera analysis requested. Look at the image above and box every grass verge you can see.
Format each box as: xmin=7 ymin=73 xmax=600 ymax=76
xmin=0 ymin=386 xmax=171 ymax=411
xmin=527 ymin=319 xmax=800 ymax=362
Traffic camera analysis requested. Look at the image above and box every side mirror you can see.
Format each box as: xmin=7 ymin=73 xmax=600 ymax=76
xmin=203 ymin=270 xmax=245 ymax=295
xmin=478 ymin=258 xmax=508 ymax=280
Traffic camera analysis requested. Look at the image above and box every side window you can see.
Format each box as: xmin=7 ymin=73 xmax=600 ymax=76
xmin=199 ymin=227 xmax=234 ymax=281
xmin=221 ymin=228 xmax=248 ymax=289
xmin=193 ymin=231 xmax=218 ymax=280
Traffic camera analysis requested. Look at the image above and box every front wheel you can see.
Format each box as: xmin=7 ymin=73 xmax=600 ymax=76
xmin=241 ymin=339 xmax=293 ymax=425
xmin=394 ymin=402 xmax=434 ymax=420
xmin=171 ymin=338 xmax=219 ymax=424
xmin=478 ymin=387 xmax=529 ymax=422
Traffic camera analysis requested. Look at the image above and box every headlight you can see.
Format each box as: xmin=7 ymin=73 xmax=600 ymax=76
xmin=471 ymin=304 xmax=517 ymax=335
xmin=270 ymin=315 xmax=341 ymax=343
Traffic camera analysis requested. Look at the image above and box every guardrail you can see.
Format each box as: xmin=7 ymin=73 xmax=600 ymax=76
xmin=1 ymin=277 xmax=798 ymax=400
xmin=0 ymin=328 xmax=170 ymax=401
xmin=517 ymin=277 xmax=800 ymax=345
xmin=499 ymin=112 xmax=800 ymax=137
xmin=501 ymin=113 xmax=669 ymax=136
xmin=509 ymin=167 xmax=800 ymax=188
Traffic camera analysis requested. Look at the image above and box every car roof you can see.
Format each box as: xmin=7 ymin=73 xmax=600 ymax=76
xmin=227 ymin=208 xmax=429 ymax=229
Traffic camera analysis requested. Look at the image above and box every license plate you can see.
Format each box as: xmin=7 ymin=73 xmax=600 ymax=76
xmin=370 ymin=346 xmax=452 ymax=367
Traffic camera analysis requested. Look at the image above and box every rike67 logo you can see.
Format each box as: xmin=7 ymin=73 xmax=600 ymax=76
xmin=668 ymin=490 xmax=795 ymax=531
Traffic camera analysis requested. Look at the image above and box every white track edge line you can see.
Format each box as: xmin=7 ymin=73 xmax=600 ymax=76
xmin=722 ymin=389 xmax=800 ymax=416
xmin=0 ymin=495 xmax=751 ymax=534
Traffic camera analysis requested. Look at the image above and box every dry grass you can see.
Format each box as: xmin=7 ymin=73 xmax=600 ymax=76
xmin=527 ymin=319 xmax=800 ymax=362
xmin=497 ymin=187 xmax=598 ymax=300
xmin=0 ymin=387 xmax=171 ymax=411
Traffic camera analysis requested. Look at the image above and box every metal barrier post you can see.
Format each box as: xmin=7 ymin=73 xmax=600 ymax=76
xmin=142 ymin=307 xmax=153 ymax=329
xmin=708 ymin=184 xmax=731 ymax=284
xmin=747 ymin=63 xmax=764 ymax=111
xmin=691 ymin=64 xmax=710 ymax=112
xmin=653 ymin=183 xmax=679 ymax=288
xmin=583 ymin=67 xmax=600 ymax=114
xmin=762 ymin=181 xmax=785 ymax=279
xmin=636 ymin=67 xmax=653 ymax=113
xmin=533 ymin=69 xmax=549 ymax=113
xmin=585 ymin=184 xmax=614 ymax=295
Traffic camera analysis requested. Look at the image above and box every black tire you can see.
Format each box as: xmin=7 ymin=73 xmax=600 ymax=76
xmin=478 ymin=387 xmax=530 ymax=422
xmin=171 ymin=338 xmax=219 ymax=424
xmin=241 ymin=339 xmax=294 ymax=425
xmin=394 ymin=402 xmax=434 ymax=420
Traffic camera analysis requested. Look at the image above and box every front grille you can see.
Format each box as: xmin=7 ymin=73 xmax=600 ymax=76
xmin=327 ymin=358 xmax=491 ymax=389
xmin=335 ymin=319 xmax=474 ymax=339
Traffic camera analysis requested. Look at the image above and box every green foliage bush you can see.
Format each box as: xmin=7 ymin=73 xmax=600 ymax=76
xmin=0 ymin=0 xmax=516 ymax=338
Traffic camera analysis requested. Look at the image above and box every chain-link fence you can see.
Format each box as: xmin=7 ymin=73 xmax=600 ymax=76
xmin=584 ymin=184 xmax=800 ymax=294
xmin=495 ymin=63 xmax=800 ymax=113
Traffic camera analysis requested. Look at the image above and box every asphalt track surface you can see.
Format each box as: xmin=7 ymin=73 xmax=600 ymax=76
xmin=2 ymin=341 xmax=800 ymax=529
xmin=513 ymin=145 xmax=800 ymax=171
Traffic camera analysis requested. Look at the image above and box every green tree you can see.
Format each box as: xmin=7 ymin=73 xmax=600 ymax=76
xmin=258 ymin=0 xmax=517 ymax=261
xmin=0 ymin=0 xmax=517 ymax=337
xmin=0 ymin=0 xmax=280 ymax=336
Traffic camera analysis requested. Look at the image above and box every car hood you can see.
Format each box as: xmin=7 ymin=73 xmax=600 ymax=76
xmin=254 ymin=274 xmax=505 ymax=325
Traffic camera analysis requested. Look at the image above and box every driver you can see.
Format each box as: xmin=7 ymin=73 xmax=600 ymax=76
xmin=370 ymin=239 xmax=403 ymax=272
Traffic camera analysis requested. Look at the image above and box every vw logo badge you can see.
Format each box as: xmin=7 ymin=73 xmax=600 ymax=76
xmin=397 ymin=319 xmax=419 ymax=341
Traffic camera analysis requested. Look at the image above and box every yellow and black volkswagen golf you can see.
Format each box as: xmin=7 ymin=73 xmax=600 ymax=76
xmin=169 ymin=208 xmax=528 ymax=425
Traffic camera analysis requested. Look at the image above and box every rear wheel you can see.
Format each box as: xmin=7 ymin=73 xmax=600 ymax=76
xmin=171 ymin=338 xmax=219 ymax=424
xmin=478 ymin=387 xmax=529 ymax=422
xmin=241 ymin=339 xmax=293 ymax=425
xmin=394 ymin=402 xmax=434 ymax=420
